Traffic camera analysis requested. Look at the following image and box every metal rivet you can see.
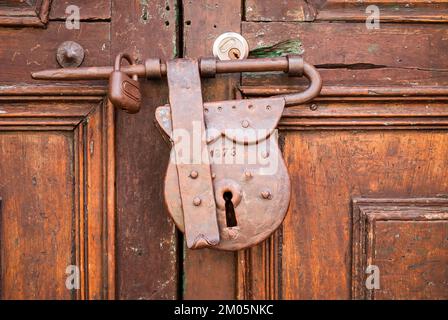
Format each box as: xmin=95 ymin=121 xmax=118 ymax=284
xmin=248 ymin=104 xmax=254 ymax=109
xmin=261 ymin=190 xmax=272 ymax=200
xmin=262 ymin=151 xmax=270 ymax=158
xmin=310 ymin=103 xmax=318 ymax=111
xmin=241 ymin=120 xmax=250 ymax=128
xmin=204 ymin=108 xmax=209 ymax=113
xmin=244 ymin=170 xmax=252 ymax=179
xmin=193 ymin=197 xmax=202 ymax=206
xmin=190 ymin=171 xmax=198 ymax=179
xmin=266 ymin=105 xmax=271 ymax=111
xmin=211 ymin=173 xmax=216 ymax=179
xmin=218 ymin=106 xmax=223 ymax=111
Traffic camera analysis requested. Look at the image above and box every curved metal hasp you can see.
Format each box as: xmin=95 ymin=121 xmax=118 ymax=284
xmin=199 ymin=55 xmax=322 ymax=106
xmin=156 ymin=56 xmax=322 ymax=251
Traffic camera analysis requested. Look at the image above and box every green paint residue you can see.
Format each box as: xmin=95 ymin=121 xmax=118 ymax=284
xmin=249 ymin=40 xmax=304 ymax=58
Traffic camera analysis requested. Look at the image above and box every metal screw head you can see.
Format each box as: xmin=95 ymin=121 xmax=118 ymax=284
xmin=213 ymin=32 xmax=249 ymax=61
xmin=261 ymin=190 xmax=272 ymax=200
xmin=193 ymin=197 xmax=202 ymax=206
xmin=241 ymin=120 xmax=250 ymax=128
xmin=190 ymin=170 xmax=199 ymax=179
xmin=310 ymin=103 xmax=318 ymax=111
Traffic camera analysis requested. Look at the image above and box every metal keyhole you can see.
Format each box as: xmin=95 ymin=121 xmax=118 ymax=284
xmin=223 ymin=191 xmax=237 ymax=227
xmin=229 ymin=48 xmax=241 ymax=60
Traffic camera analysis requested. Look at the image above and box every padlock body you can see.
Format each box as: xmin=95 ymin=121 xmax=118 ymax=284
xmin=108 ymin=71 xmax=141 ymax=114
xmin=156 ymin=97 xmax=291 ymax=251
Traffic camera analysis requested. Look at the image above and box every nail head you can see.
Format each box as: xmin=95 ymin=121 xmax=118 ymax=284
xmin=193 ymin=197 xmax=202 ymax=206
xmin=190 ymin=170 xmax=199 ymax=179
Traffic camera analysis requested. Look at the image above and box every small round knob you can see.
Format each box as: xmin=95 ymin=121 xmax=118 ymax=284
xmin=56 ymin=41 xmax=85 ymax=68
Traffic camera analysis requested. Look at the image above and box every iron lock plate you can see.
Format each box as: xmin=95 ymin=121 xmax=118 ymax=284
xmin=156 ymin=60 xmax=291 ymax=251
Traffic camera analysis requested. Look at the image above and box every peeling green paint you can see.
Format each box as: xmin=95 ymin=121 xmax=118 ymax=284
xmin=140 ymin=0 xmax=150 ymax=24
xmin=173 ymin=0 xmax=180 ymax=58
xmin=249 ymin=40 xmax=304 ymax=58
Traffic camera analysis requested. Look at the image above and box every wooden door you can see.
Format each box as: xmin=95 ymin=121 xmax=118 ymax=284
xmin=180 ymin=0 xmax=448 ymax=300
xmin=0 ymin=0 xmax=446 ymax=300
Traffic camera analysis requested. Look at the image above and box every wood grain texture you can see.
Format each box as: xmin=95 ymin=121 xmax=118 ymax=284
xmin=0 ymin=93 xmax=115 ymax=300
xmin=352 ymin=198 xmax=448 ymax=300
xmin=242 ymin=22 xmax=448 ymax=86
xmin=245 ymin=0 xmax=317 ymax=22
xmin=112 ymin=0 xmax=179 ymax=300
xmin=245 ymin=0 xmax=448 ymax=22
xmin=182 ymin=0 xmax=241 ymax=300
xmin=281 ymin=129 xmax=448 ymax=299
xmin=50 ymin=0 xmax=111 ymax=20
xmin=0 ymin=0 xmax=52 ymax=27
xmin=237 ymin=232 xmax=280 ymax=300
xmin=0 ymin=132 xmax=73 ymax=299
xmin=0 ymin=22 xmax=110 ymax=84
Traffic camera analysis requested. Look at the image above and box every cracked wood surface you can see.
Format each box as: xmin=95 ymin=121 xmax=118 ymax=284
xmin=182 ymin=0 xmax=241 ymax=300
xmin=245 ymin=0 xmax=448 ymax=22
xmin=243 ymin=22 xmax=448 ymax=87
xmin=112 ymin=0 xmax=179 ymax=300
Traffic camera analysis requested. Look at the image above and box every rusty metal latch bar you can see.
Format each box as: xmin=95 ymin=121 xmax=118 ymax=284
xmin=32 ymin=55 xmax=322 ymax=106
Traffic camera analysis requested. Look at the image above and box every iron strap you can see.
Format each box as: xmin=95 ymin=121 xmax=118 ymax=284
xmin=166 ymin=59 xmax=220 ymax=249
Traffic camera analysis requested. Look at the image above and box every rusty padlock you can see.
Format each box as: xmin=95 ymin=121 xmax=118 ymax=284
xmin=155 ymin=56 xmax=322 ymax=251
xmin=108 ymin=53 xmax=141 ymax=114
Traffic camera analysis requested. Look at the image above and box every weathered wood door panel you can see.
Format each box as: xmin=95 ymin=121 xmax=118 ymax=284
xmin=0 ymin=97 xmax=115 ymax=299
xmin=0 ymin=131 xmax=73 ymax=299
xmin=352 ymin=198 xmax=448 ymax=300
xmin=0 ymin=0 xmax=179 ymax=300
xmin=282 ymin=130 xmax=448 ymax=299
